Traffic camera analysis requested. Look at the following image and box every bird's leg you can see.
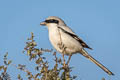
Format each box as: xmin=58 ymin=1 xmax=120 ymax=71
xmin=62 ymin=46 xmax=67 ymax=68
xmin=58 ymin=42 xmax=66 ymax=67
xmin=66 ymin=55 xmax=72 ymax=65
xmin=62 ymin=53 xmax=66 ymax=67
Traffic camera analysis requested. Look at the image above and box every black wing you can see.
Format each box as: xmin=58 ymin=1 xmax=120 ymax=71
xmin=58 ymin=26 xmax=92 ymax=50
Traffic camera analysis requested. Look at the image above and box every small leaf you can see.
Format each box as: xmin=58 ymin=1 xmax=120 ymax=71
xmin=27 ymin=50 xmax=31 ymax=55
xmin=32 ymin=42 xmax=37 ymax=46
xmin=0 ymin=66 xmax=4 ymax=71
xmin=18 ymin=74 xmax=21 ymax=79
xmin=102 ymin=78 xmax=105 ymax=80
xmin=8 ymin=60 xmax=12 ymax=65
xmin=3 ymin=67 xmax=7 ymax=72
xmin=36 ymin=58 xmax=42 ymax=64
xmin=4 ymin=52 xmax=8 ymax=58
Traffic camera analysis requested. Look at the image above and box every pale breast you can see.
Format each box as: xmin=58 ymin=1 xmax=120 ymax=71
xmin=48 ymin=25 xmax=63 ymax=53
xmin=48 ymin=25 xmax=82 ymax=55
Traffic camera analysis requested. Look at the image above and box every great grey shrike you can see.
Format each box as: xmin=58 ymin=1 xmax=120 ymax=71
xmin=40 ymin=16 xmax=114 ymax=75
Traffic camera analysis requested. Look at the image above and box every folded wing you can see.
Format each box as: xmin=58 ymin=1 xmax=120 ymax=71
xmin=58 ymin=26 xmax=92 ymax=50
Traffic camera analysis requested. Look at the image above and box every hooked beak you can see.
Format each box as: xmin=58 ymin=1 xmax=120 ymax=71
xmin=40 ymin=21 xmax=46 ymax=26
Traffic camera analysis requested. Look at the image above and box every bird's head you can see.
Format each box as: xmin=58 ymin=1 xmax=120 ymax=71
xmin=40 ymin=16 xmax=66 ymax=27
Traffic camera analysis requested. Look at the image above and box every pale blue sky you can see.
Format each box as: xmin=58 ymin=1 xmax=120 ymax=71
xmin=0 ymin=0 xmax=120 ymax=80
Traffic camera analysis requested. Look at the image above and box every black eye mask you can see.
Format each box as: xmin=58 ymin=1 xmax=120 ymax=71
xmin=45 ymin=19 xmax=59 ymax=24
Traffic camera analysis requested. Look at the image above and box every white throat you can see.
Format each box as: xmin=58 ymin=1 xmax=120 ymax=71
xmin=46 ymin=23 xmax=58 ymax=30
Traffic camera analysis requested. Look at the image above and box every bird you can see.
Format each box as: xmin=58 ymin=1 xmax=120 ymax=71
xmin=40 ymin=16 xmax=114 ymax=75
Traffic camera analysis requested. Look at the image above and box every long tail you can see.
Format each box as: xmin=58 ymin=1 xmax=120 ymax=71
xmin=80 ymin=49 xmax=114 ymax=75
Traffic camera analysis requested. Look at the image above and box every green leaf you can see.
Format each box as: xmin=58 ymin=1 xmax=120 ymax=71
xmin=0 ymin=66 xmax=4 ymax=71
xmin=8 ymin=60 xmax=12 ymax=65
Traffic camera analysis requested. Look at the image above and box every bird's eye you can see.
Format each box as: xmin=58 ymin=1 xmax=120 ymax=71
xmin=45 ymin=19 xmax=59 ymax=24
xmin=45 ymin=20 xmax=49 ymax=23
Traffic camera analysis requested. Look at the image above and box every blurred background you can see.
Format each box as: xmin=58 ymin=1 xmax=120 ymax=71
xmin=0 ymin=0 xmax=120 ymax=80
